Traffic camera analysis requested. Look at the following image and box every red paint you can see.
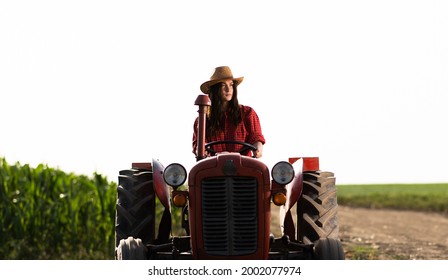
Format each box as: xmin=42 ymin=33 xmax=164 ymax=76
xmin=131 ymin=162 xmax=152 ymax=170
xmin=289 ymin=157 xmax=319 ymax=171
xmin=152 ymin=158 xmax=171 ymax=209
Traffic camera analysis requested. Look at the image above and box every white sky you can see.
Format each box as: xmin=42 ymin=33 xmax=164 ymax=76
xmin=1 ymin=0 xmax=447 ymax=184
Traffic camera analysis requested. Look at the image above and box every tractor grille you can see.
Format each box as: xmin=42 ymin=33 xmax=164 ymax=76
xmin=201 ymin=177 xmax=258 ymax=256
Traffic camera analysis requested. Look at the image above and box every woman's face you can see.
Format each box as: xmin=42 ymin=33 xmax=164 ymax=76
xmin=219 ymin=79 xmax=234 ymax=102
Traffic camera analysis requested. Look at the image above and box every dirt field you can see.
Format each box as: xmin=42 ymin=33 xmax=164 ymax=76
xmin=338 ymin=206 xmax=448 ymax=260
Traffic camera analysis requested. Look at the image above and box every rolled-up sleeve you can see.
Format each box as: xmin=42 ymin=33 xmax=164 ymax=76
xmin=243 ymin=106 xmax=266 ymax=145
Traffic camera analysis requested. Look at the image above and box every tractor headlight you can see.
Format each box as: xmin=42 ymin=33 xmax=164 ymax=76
xmin=163 ymin=163 xmax=187 ymax=188
xmin=271 ymin=161 xmax=294 ymax=185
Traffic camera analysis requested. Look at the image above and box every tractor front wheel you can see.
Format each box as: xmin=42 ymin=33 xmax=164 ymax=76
xmin=313 ymin=238 xmax=345 ymax=260
xmin=116 ymin=237 xmax=147 ymax=260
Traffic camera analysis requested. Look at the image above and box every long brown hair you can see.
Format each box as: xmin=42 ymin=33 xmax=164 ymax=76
xmin=207 ymin=82 xmax=242 ymax=136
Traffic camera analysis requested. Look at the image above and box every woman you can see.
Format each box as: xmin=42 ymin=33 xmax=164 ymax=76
xmin=192 ymin=66 xmax=265 ymax=158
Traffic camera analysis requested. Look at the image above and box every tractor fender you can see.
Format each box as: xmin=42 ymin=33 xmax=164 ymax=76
xmin=285 ymin=158 xmax=304 ymax=211
xmin=152 ymin=158 xmax=171 ymax=209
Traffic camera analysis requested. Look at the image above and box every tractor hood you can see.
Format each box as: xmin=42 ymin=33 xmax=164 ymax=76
xmin=188 ymin=153 xmax=271 ymax=188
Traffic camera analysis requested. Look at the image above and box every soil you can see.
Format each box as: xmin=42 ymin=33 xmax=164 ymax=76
xmin=338 ymin=206 xmax=448 ymax=260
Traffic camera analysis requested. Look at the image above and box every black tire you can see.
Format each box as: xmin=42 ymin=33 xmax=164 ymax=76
xmin=296 ymin=171 xmax=339 ymax=244
xmin=115 ymin=169 xmax=155 ymax=247
xmin=116 ymin=237 xmax=148 ymax=260
xmin=314 ymin=238 xmax=345 ymax=260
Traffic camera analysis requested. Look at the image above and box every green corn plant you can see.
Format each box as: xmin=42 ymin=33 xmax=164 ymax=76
xmin=0 ymin=158 xmax=117 ymax=259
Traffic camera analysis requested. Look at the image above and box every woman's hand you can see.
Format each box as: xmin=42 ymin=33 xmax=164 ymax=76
xmin=253 ymin=141 xmax=264 ymax=158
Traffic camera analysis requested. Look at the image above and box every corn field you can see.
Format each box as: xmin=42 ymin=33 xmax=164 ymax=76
xmin=0 ymin=158 xmax=117 ymax=259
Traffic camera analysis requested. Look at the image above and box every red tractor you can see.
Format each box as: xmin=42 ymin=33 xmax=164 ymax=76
xmin=115 ymin=94 xmax=344 ymax=260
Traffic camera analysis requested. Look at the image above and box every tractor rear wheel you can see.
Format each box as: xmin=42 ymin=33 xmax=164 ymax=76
xmin=296 ymin=171 xmax=339 ymax=244
xmin=116 ymin=237 xmax=147 ymax=260
xmin=115 ymin=168 xmax=155 ymax=248
xmin=313 ymin=238 xmax=345 ymax=260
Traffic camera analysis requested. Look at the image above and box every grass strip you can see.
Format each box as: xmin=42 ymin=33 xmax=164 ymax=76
xmin=337 ymin=183 xmax=448 ymax=213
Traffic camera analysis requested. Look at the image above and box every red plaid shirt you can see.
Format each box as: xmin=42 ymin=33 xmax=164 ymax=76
xmin=192 ymin=105 xmax=265 ymax=156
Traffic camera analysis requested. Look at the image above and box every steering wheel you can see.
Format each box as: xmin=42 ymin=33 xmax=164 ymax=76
xmin=205 ymin=140 xmax=257 ymax=158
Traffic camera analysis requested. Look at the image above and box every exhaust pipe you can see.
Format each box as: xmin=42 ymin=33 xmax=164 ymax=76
xmin=194 ymin=94 xmax=211 ymax=161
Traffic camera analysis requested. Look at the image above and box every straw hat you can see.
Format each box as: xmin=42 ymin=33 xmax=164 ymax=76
xmin=200 ymin=66 xmax=244 ymax=94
